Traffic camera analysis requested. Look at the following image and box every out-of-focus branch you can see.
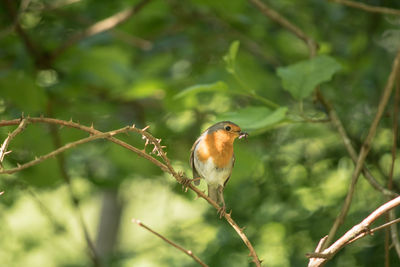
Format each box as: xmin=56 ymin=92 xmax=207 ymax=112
xmin=132 ymin=219 xmax=209 ymax=267
xmin=2 ymin=0 xmax=48 ymax=67
xmin=328 ymin=0 xmax=400 ymax=16
xmin=308 ymin=196 xmax=400 ymax=267
xmin=0 ymin=117 xmax=261 ymax=266
xmin=324 ymin=49 xmax=400 ymax=247
xmin=248 ymin=0 xmax=318 ymax=57
xmin=50 ymin=0 xmax=153 ymax=60
xmin=0 ymin=118 xmax=27 ymax=166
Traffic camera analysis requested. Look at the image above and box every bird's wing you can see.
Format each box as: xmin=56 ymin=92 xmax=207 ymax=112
xmin=190 ymin=136 xmax=202 ymax=185
xmin=223 ymin=154 xmax=235 ymax=187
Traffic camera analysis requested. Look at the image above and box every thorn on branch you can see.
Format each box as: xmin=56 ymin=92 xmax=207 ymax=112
xmin=142 ymin=125 xmax=150 ymax=131
xmin=132 ymin=218 xmax=142 ymax=225
xmin=0 ymin=191 xmax=4 ymax=196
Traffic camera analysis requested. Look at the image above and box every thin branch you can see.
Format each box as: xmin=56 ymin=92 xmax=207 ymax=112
xmin=248 ymin=0 xmax=318 ymax=57
xmin=328 ymin=0 xmax=400 ymax=16
xmin=132 ymin=219 xmax=209 ymax=267
xmin=0 ymin=125 xmax=136 ymax=174
xmin=308 ymin=196 xmax=400 ymax=267
xmin=0 ymin=118 xmax=27 ymax=165
xmin=50 ymin=0 xmax=152 ymax=60
xmin=0 ymin=117 xmax=261 ymax=266
xmin=324 ymin=49 xmax=400 ymax=247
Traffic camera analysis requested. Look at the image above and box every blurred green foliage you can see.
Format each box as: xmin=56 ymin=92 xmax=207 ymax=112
xmin=1 ymin=0 xmax=400 ymax=266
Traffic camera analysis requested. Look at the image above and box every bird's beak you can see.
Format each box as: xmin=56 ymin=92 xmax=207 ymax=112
xmin=238 ymin=131 xmax=248 ymax=139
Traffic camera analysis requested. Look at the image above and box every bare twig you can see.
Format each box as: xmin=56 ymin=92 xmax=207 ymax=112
xmin=0 ymin=117 xmax=261 ymax=266
xmin=51 ymin=0 xmax=153 ymax=60
xmin=132 ymin=219 xmax=209 ymax=267
xmin=328 ymin=0 xmax=400 ymax=16
xmin=0 ymin=118 xmax=27 ymax=165
xmin=308 ymin=196 xmax=400 ymax=267
xmin=324 ymin=49 xmax=400 ymax=247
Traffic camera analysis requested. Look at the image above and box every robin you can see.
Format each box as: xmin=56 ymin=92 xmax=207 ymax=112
xmin=190 ymin=121 xmax=248 ymax=217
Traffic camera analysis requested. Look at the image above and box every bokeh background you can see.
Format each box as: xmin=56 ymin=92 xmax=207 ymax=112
xmin=1 ymin=0 xmax=400 ymax=266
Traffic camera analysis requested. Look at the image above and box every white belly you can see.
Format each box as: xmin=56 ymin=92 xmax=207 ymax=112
xmin=194 ymin=156 xmax=233 ymax=186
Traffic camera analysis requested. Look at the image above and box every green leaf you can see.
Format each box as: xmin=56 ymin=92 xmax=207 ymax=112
xmin=216 ymin=106 xmax=288 ymax=133
xmin=223 ymin=40 xmax=240 ymax=74
xmin=174 ymin=81 xmax=228 ymax=99
xmin=277 ymin=55 xmax=341 ymax=100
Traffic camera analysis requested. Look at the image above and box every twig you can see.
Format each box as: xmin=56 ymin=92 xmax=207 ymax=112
xmin=328 ymin=0 xmax=400 ymax=16
xmin=0 ymin=125 xmax=136 ymax=174
xmin=50 ymin=0 xmax=152 ymax=60
xmin=248 ymin=0 xmax=318 ymax=57
xmin=132 ymin=219 xmax=209 ymax=267
xmin=324 ymin=49 xmax=400 ymax=248
xmin=308 ymin=196 xmax=400 ymax=267
xmin=0 ymin=118 xmax=27 ymax=165
xmin=0 ymin=117 xmax=261 ymax=266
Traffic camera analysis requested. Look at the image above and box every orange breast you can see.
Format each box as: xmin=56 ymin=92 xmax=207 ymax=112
xmin=196 ymin=130 xmax=234 ymax=168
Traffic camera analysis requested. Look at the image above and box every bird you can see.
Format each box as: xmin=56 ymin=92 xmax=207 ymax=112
xmin=189 ymin=121 xmax=248 ymax=217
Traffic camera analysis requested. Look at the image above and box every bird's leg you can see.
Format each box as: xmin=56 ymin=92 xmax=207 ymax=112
xmin=217 ymin=185 xmax=226 ymax=219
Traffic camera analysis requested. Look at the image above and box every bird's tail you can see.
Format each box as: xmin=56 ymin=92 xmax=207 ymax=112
xmin=208 ymin=184 xmax=219 ymax=203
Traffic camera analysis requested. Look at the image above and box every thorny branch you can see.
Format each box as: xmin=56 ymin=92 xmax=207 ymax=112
xmin=0 ymin=125 xmax=136 ymax=174
xmin=132 ymin=219 xmax=209 ymax=267
xmin=0 ymin=118 xmax=27 ymax=166
xmin=0 ymin=117 xmax=261 ymax=267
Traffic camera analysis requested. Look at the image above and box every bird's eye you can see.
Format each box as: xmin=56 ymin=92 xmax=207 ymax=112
xmin=225 ymin=125 xmax=231 ymax=131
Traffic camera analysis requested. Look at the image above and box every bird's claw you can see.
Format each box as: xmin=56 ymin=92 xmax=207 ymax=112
xmin=217 ymin=205 xmax=226 ymax=219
